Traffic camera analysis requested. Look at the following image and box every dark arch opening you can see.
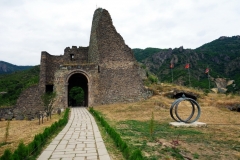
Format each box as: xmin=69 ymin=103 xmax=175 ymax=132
xmin=68 ymin=73 xmax=88 ymax=107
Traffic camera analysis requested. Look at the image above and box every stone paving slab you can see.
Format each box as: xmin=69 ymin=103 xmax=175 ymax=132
xmin=37 ymin=107 xmax=111 ymax=160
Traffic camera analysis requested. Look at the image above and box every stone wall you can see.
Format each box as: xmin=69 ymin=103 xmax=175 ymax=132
xmin=97 ymin=9 xmax=134 ymax=63
xmin=97 ymin=64 xmax=150 ymax=104
xmin=46 ymin=55 xmax=64 ymax=85
xmin=63 ymin=46 xmax=88 ymax=64
xmin=14 ymin=85 xmax=42 ymax=118
xmin=39 ymin=52 xmax=64 ymax=92
xmin=90 ymin=9 xmax=150 ymax=104
xmin=0 ymin=107 xmax=14 ymax=120
xmin=88 ymin=8 xmax=102 ymax=63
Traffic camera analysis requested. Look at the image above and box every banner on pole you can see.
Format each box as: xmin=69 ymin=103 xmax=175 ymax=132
xmin=205 ymin=68 xmax=209 ymax=74
xmin=185 ymin=63 xmax=190 ymax=69
xmin=170 ymin=63 xmax=174 ymax=69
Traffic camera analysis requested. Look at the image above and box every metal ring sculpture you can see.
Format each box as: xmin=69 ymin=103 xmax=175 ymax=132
xmin=170 ymin=95 xmax=201 ymax=123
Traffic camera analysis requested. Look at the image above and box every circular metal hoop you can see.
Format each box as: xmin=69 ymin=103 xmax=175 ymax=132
xmin=170 ymin=97 xmax=201 ymax=123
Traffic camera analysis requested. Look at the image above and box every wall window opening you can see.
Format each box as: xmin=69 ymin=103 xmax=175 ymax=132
xmin=46 ymin=85 xmax=54 ymax=93
xmin=98 ymin=65 xmax=100 ymax=73
xmin=70 ymin=54 xmax=74 ymax=61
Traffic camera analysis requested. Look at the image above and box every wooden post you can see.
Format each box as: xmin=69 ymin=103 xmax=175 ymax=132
xmin=188 ymin=67 xmax=191 ymax=87
xmin=39 ymin=113 xmax=40 ymax=125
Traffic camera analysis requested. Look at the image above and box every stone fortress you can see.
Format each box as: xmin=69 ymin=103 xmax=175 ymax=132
xmin=14 ymin=8 xmax=151 ymax=117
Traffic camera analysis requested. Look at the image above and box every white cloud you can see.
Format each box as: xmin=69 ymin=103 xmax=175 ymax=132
xmin=0 ymin=0 xmax=239 ymax=65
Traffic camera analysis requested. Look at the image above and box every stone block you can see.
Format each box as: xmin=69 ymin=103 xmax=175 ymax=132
xmin=15 ymin=115 xmax=24 ymax=120
xmin=4 ymin=115 xmax=13 ymax=120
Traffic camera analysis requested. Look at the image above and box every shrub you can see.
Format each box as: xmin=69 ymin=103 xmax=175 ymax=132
xmin=130 ymin=149 xmax=144 ymax=160
xmin=15 ymin=141 xmax=28 ymax=159
xmin=0 ymin=149 xmax=12 ymax=160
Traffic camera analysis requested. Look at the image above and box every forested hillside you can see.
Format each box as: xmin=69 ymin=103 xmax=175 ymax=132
xmin=133 ymin=36 xmax=240 ymax=92
xmin=0 ymin=66 xmax=40 ymax=106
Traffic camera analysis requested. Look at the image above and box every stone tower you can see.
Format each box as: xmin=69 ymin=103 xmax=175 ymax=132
xmin=15 ymin=8 xmax=151 ymax=114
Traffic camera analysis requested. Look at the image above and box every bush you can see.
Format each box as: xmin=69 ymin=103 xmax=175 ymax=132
xmin=130 ymin=149 xmax=144 ymax=160
xmin=14 ymin=141 xmax=28 ymax=159
xmin=0 ymin=149 xmax=12 ymax=160
xmin=89 ymin=108 xmax=144 ymax=160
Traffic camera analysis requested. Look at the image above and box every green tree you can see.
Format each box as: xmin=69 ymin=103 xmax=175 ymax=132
xmin=69 ymin=87 xmax=84 ymax=106
xmin=41 ymin=92 xmax=56 ymax=119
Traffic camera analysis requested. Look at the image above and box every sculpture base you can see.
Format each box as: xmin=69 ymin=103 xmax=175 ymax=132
xmin=169 ymin=122 xmax=207 ymax=127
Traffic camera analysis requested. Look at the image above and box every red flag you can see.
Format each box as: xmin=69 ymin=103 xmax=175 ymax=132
xmin=170 ymin=63 xmax=174 ymax=69
xmin=205 ymin=68 xmax=209 ymax=74
xmin=185 ymin=63 xmax=189 ymax=69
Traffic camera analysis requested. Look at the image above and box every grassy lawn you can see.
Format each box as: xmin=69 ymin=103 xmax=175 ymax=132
xmin=94 ymin=84 xmax=240 ymax=160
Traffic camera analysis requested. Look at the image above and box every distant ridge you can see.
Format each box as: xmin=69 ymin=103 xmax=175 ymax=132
xmin=0 ymin=61 xmax=33 ymax=74
xmin=133 ymin=35 xmax=240 ymax=91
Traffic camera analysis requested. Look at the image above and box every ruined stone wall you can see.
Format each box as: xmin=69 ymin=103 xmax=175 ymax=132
xmin=14 ymin=85 xmax=42 ymax=117
xmin=0 ymin=107 xmax=14 ymax=120
xmin=96 ymin=64 xmax=150 ymax=104
xmin=97 ymin=9 xmax=134 ymax=63
xmin=63 ymin=46 xmax=88 ymax=64
xmin=89 ymin=9 xmax=151 ymax=104
xmin=46 ymin=55 xmax=64 ymax=85
xmin=39 ymin=51 xmax=47 ymax=93
xmin=88 ymin=9 xmax=102 ymax=63
xmin=39 ymin=52 xmax=64 ymax=92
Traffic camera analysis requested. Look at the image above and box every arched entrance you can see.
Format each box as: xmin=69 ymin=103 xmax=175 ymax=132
xmin=67 ymin=72 xmax=88 ymax=107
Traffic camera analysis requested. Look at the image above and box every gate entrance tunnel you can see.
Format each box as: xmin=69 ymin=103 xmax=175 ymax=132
xmin=68 ymin=73 xmax=88 ymax=107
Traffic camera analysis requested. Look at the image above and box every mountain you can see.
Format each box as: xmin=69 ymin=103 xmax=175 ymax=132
xmin=133 ymin=35 xmax=240 ymax=92
xmin=0 ymin=61 xmax=33 ymax=74
xmin=0 ymin=66 xmax=39 ymax=107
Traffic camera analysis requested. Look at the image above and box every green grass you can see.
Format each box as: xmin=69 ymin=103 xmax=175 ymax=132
xmin=112 ymin=120 xmax=240 ymax=159
xmin=115 ymin=120 xmax=203 ymax=159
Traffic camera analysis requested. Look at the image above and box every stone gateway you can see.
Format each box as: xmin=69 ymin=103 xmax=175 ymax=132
xmin=15 ymin=8 xmax=151 ymax=115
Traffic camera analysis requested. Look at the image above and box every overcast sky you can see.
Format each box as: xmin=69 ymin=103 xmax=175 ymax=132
xmin=0 ymin=0 xmax=239 ymax=65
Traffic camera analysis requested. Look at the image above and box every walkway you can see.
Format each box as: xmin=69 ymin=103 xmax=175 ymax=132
xmin=37 ymin=107 xmax=111 ymax=160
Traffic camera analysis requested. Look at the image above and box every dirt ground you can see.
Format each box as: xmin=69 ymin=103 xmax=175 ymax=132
xmin=0 ymin=114 xmax=61 ymax=156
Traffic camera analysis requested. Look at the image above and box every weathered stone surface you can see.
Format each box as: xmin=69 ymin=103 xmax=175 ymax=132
xmin=15 ymin=8 xmax=152 ymax=112
xmin=4 ymin=115 xmax=13 ymax=120
xmin=213 ymin=78 xmax=235 ymax=93
xmin=15 ymin=115 xmax=24 ymax=120
xmin=14 ymin=85 xmax=43 ymax=117
xmin=0 ymin=108 xmax=14 ymax=120
xmin=164 ymin=89 xmax=199 ymax=100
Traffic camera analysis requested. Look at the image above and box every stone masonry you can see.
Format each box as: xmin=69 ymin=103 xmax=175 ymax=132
xmin=15 ymin=8 xmax=151 ymax=115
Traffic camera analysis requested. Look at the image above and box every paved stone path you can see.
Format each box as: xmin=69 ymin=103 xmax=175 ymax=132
xmin=37 ymin=107 xmax=111 ymax=160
